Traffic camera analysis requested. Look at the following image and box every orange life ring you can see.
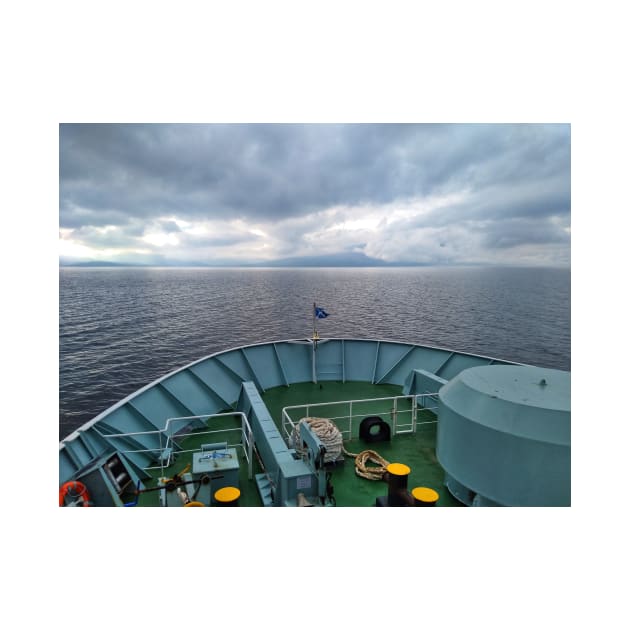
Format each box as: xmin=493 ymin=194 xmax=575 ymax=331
xmin=59 ymin=480 xmax=91 ymax=507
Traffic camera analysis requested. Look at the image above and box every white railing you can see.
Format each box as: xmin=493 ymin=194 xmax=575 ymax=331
xmin=281 ymin=393 xmax=438 ymax=445
xmin=96 ymin=412 xmax=254 ymax=479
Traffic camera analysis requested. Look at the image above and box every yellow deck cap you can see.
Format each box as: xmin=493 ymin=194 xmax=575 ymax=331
xmin=412 ymin=487 xmax=439 ymax=503
xmin=386 ymin=462 xmax=411 ymax=476
xmin=214 ymin=486 xmax=241 ymax=503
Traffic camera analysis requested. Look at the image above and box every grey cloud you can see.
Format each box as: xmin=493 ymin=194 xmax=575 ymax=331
xmin=60 ymin=204 xmax=133 ymax=229
xmin=61 ymin=124 xmax=570 ymax=226
xmin=159 ymin=220 xmax=182 ymax=233
xmin=64 ymin=225 xmax=142 ymax=249
xmin=406 ymin=174 xmax=569 ymax=233
xmin=179 ymin=232 xmax=259 ymax=249
xmin=478 ymin=217 xmax=570 ymax=249
xmin=59 ymin=123 xmax=570 ymax=265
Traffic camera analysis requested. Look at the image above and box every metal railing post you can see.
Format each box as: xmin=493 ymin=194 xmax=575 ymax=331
xmin=412 ymin=396 xmax=417 ymax=433
xmin=349 ymin=401 xmax=353 ymax=438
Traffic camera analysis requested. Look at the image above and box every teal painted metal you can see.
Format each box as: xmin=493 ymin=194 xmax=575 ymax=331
xmin=131 ymin=386 xmax=191 ymax=429
xmin=276 ymin=341 xmax=311 ymax=383
xmin=246 ymin=343 xmax=294 ymax=390
xmin=403 ymin=369 xmax=448 ymax=398
xmin=371 ymin=341 xmax=381 ymax=383
xmin=376 ymin=344 xmax=416 ymax=384
xmin=71 ymin=452 xmax=146 ymax=507
xmin=105 ymin=403 xmax=156 ymax=435
xmin=216 ymin=349 xmax=258 ymax=385
xmin=236 ymin=381 xmax=285 ymax=482
xmin=236 ymin=381 xmax=315 ymax=506
xmin=298 ymin=421 xmax=328 ymax=498
xmin=239 ymin=347 xmax=266 ymax=391
xmin=272 ymin=343 xmax=290 ymax=386
xmin=61 ymin=441 xmax=82 ymax=469
xmin=341 ymin=340 xmax=378 ymax=382
xmin=157 ymin=382 xmax=196 ymax=417
xmin=94 ymin=422 xmax=156 ymax=471
xmin=437 ymin=365 xmax=571 ymax=507
xmin=213 ymin=354 xmax=253 ymax=387
xmin=434 ymin=352 xmax=455 ymax=376
xmin=76 ymin=431 xmax=98 ymax=458
xmin=437 ymin=352 xmax=507 ymax=380
xmin=172 ymin=365 xmax=230 ymax=409
xmin=242 ymin=345 xmax=273 ymax=389
xmin=184 ymin=367 xmax=232 ymax=409
xmin=60 ymin=338 xmax=525 ymax=485
xmin=65 ymin=433 xmax=92 ymax=463
xmin=315 ymin=339 xmax=344 ymax=380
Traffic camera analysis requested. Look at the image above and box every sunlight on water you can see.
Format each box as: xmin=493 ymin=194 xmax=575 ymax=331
xmin=59 ymin=266 xmax=570 ymax=438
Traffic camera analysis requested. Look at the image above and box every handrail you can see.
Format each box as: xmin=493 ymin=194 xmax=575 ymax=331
xmin=281 ymin=393 xmax=439 ymax=443
xmin=162 ymin=412 xmax=254 ymax=479
xmin=96 ymin=411 xmax=254 ymax=479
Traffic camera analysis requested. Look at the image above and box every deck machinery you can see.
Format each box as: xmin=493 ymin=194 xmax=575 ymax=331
xmin=59 ymin=338 xmax=571 ymax=507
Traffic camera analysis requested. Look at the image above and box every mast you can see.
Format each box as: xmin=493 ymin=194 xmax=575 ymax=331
xmin=312 ymin=302 xmax=319 ymax=383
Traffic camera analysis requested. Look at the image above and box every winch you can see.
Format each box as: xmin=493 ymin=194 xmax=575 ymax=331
xmin=296 ymin=419 xmax=339 ymax=506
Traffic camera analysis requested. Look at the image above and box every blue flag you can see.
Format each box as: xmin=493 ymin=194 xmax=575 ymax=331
xmin=314 ymin=306 xmax=329 ymax=319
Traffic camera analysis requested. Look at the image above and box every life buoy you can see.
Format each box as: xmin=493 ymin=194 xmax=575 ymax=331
xmin=59 ymin=480 xmax=91 ymax=507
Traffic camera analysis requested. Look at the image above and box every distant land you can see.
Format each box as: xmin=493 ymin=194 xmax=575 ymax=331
xmin=256 ymin=252 xmax=428 ymax=267
xmin=59 ymin=252 xmax=432 ymax=268
xmin=60 ymin=253 xmax=567 ymax=269
xmin=60 ymin=260 xmax=149 ymax=268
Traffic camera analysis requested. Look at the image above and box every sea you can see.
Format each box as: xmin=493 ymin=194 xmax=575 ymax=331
xmin=59 ymin=266 xmax=570 ymax=439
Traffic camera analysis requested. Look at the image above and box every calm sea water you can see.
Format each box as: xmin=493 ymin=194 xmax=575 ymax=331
xmin=59 ymin=266 xmax=570 ymax=439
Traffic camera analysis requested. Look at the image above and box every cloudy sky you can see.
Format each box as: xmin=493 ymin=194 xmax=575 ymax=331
xmin=59 ymin=123 xmax=570 ymax=266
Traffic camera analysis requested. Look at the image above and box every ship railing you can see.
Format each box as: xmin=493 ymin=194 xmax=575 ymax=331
xmin=161 ymin=412 xmax=254 ymax=479
xmin=95 ymin=412 xmax=254 ymax=479
xmin=280 ymin=393 xmax=439 ymax=445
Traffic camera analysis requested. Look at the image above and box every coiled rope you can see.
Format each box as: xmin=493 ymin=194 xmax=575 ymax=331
xmin=292 ymin=417 xmax=390 ymax=480
xmin=291 ymin=417 xmax=344 ymax=463
xmin=342 ymin=446 xmax=390 ymax=480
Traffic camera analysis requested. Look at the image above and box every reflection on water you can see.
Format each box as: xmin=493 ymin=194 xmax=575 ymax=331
xmin=59 ymin=266 xmax=570 ymax=438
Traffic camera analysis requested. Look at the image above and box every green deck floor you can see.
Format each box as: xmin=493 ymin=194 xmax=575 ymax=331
xmin=135 ymin=380 xmax=460 ymax=507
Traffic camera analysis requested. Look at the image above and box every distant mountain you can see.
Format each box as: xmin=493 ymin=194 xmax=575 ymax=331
xmin=59 ymin=252 xmax=429 ymax=268
xmin=259 ymin=252 xmax=424 ymax=267
xmin=60 ymin=261 xmax=150 ymax=267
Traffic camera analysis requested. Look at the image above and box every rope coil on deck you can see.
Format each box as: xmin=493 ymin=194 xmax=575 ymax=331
xmin=291 ymin=417 xmax=390 ymax=480
xmin=342 ymin=446 xmax=390 ymax=480
xmin=291 ymin=417 xmax=344 ymax=463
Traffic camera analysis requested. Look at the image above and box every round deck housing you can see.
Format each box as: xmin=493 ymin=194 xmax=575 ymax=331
xmin=436 ymin=365 xmax=570 ymax=506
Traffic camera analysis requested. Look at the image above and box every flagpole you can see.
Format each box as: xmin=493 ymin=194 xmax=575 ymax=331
xmin=312 ymin=302 xmax=317 ymax=384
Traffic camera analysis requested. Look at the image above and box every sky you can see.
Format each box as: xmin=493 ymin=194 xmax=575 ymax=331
xmin=59 ymin=123 xmax=570 ymax=267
